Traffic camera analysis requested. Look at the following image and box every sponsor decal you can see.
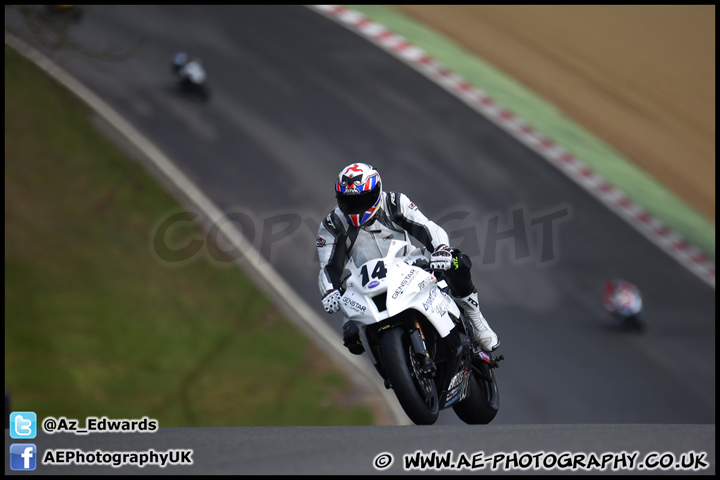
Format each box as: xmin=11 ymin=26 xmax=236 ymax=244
xmin=416 ymin=277 xmax=432 ymax=291
xmin=391 ymin=270 xmax=418 ymax=299
xmin=444 ymin=367 xmax=470 ymax=407
xmin=367 ymin=280 xmax=380 ymax=289
xmin=431 ymin=292 xmax=451 ymax=317
xmin=316 ymin=236 xmax=326 ymax=248
xmin=342 ymin=296 xmax=367 ymax=313
xmin=422 ymin=287 xmax=438 ymax=311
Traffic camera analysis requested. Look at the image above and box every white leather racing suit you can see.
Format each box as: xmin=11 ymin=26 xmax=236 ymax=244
xmin=317 ymin=191 xmax=449 ymax=297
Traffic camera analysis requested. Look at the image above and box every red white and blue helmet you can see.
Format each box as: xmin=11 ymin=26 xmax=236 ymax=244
xmin=603 ymin=278 xmax=643 ymax=316
xmin=335 ymin=163 xmax=382 ymax=227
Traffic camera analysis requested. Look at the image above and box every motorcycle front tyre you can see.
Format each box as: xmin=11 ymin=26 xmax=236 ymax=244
xmin=380 ymin=327 xmax=439 ymax=425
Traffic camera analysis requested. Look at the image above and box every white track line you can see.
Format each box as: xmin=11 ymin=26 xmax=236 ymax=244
xmin=309 ymin=5 xmax=715 ymax=289
xmin=5 ymin=31 xmax=409 ymax=425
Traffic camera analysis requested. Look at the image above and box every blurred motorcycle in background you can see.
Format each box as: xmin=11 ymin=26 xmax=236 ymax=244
xmin=171 ymin=51 xmax=210 ymax=101
xmin=603 ymin=278 xmax=646 ymax=331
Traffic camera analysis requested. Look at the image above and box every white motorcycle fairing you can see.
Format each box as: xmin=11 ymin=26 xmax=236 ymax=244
xmin=340 ymin=240 xmax=460 ymax=365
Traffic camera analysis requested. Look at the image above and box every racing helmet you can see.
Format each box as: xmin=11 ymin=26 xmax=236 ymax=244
xmin=172 ymin=52 xmax=188 ymax=66
xmin=602 ymin=278 xmax=643 ymax=316
xmin=335 ymin=163 xmax=382 ymax=227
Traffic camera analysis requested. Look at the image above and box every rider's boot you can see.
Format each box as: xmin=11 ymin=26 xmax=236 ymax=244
xmin=453 ymin=288 xmax=499 ymax=352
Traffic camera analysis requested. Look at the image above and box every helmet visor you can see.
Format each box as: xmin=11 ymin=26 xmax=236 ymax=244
xmin=336 ymin=185 xmax=381 ymax=215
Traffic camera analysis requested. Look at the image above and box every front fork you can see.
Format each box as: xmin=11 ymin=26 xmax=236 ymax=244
xmin=409 ymin=321 xmax=436 ymax=377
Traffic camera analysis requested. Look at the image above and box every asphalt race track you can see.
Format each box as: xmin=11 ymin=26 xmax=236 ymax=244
xmin=4 ymin=5 xmax=715 ymax=474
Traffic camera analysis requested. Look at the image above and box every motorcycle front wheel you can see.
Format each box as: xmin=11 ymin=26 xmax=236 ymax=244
xmin=380 ymin=327 xmax=439 ymax=425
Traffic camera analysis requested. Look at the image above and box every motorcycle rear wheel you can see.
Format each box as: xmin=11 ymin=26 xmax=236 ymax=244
xmin=381 ymin=327 xmax=439 ymax=425
xmin=452 ymin=363 xmax=499 ymax=424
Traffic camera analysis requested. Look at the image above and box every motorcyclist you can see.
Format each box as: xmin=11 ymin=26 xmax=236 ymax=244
xmin=170 ymin=52 xmax=205 ymax=83
xmin=316 ymin=163 xmax=499 ymax=354
xmin=602 ymin=278 xmax=645 ymax=327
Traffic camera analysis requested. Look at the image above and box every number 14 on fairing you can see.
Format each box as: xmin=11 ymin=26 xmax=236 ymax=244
xmin=360 ymin=261 xmax=387 ymax=287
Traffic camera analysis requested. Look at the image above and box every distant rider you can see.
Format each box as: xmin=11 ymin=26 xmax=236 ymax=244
xmin=316 ymin=163 xmax=499 ymax=354
xmin=170 ymin=51 xmax=204 ymax=83
xmin=603 ymin=278 xmax=645 ymax=327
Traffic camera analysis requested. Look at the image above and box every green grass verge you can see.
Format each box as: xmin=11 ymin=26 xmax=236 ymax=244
xmin=4 ymin=45 xmax=373 ymax=427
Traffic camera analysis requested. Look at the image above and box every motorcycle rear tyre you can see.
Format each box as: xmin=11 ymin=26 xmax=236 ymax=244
xmin=452 ymin=365 xmax=499 ymax=424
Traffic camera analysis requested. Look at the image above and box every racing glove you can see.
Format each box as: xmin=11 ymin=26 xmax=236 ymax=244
xmin=430 ymin=244 xmax=453 ymax=271
xmin=321 ymin=289 xmax=342 ymax=314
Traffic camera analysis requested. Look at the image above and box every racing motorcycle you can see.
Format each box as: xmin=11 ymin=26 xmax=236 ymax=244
xmin=338 ymin=240 xmax=503 ymax=425
xmin=172 ymin=58 xmax=210 ymax=101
